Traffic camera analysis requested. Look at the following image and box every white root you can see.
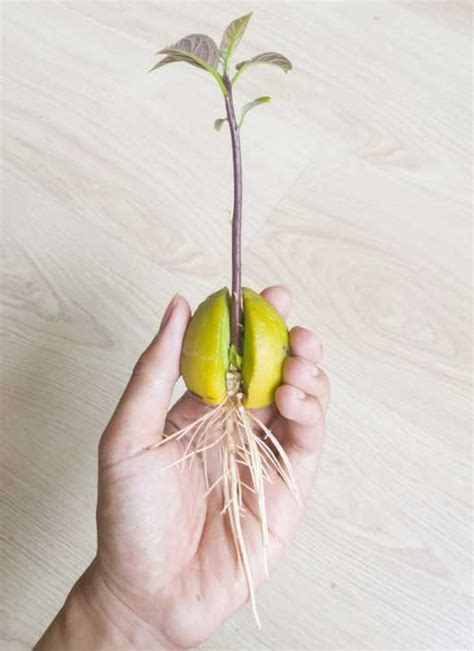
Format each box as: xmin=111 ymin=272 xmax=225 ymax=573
xmin=147 ymin=377 xmax=299 ymax=627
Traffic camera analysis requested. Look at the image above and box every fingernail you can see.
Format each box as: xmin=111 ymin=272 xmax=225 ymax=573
xmin=311 ymin=364 xmax=320 ymax=377
xmin=160 ymin=294 xmax=179 ymax=331
xmin=293 ymin=387 xmax=306 ymax=400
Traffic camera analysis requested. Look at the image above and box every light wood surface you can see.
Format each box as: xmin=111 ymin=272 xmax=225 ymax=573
xmin=1 ymin=2 xmax=472 ymax=649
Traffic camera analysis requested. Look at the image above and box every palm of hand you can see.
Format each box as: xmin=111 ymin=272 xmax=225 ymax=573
xmin=97 ymin=393 xmax=293 ymax=647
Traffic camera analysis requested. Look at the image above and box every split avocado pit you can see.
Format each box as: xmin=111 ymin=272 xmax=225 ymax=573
xmin=181 ymin=288 xmax=289 ymax=408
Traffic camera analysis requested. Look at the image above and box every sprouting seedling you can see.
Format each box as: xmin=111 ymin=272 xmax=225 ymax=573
xmin=149 ymin=13 xmax=295 ymax=627
xmin=150 ymin=12 xmax=291 ymax=354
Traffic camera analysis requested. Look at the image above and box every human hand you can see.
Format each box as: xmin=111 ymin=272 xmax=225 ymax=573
xmin=36 ymin=286 xmax=329 ymax=650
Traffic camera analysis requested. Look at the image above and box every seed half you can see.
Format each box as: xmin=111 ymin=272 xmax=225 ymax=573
xmin=180 ymin=288 xmax=230 ymax=404
xmin=241 ymin=287 xmax=289 ymax=408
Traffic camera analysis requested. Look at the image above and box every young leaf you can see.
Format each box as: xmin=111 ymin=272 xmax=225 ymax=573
xmin=239 ymin=96 xmax=271 ymax=128
xmin=154 ymin=33 xmax=220 ymax=72
xmin=233 ymin=52 xmax=292 ymax=82
xmin=150 ymin=54 xmax=189 ymax=71
xmin=229 ymin=343 xmax=242 ymax=369
xmin=214 ymin=117 xmax=228 ymax=131
xmin=220 ymin=12 xmax=252 ymax=71
xmin=151 ymin=33 xmax=228 ymax=95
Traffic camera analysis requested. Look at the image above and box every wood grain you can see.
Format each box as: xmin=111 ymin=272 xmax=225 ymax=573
xmin=1 ymin=2 xmax=472 ymax=649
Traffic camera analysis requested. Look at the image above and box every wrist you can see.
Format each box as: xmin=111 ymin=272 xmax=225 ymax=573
xmin=35 ymin=560 xmax=176 ymax=650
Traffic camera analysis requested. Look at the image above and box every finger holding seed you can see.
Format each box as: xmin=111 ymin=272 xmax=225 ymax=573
xmin=282 ymin=356 xmax=330 ymax=413
xmin=289 ymin=326 xmax=323 ymax=364
xmin=283 ymin=356 xmax=319 ymax=394
xmin=275 ymin=385 xmax=324 ymax=433
xmin=260 ymin=285 xmax=292 ymax=320
xmin=256 ymin=380 xmax=326 ymax=542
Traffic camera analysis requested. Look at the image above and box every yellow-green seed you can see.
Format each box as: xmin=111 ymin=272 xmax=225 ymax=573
xmin=181 ymin=287 xmax=288 ymax=408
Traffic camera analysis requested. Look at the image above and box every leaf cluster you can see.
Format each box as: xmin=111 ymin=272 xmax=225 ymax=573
xmin=150 ymin=12 xmax=292 ymax=127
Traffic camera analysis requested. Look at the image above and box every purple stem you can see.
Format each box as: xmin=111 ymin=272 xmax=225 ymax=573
xmin=223 ymin=73 xmax=243 ymax=353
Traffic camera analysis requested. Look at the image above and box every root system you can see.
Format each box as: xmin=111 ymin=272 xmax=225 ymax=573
xmin=147 ymin=370 xmax=299 ymax=626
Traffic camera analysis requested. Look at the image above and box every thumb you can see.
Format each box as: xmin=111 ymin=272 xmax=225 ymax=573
xmin=99 ymin=294 xmax=191 ymax=467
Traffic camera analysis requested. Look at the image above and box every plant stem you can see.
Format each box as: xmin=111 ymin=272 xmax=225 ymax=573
xmin=223 ymin=72 xmax=243 ymax=354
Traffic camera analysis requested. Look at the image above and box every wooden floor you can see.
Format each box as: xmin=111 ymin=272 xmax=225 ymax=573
xmin=2 ymin=2 xmax=472 ymax=649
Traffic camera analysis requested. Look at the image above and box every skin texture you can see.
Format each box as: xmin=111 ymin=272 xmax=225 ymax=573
xmin=35 ymin=286 xmax=330 ymax=650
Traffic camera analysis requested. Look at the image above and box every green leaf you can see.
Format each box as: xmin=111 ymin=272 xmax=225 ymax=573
xmin=155 ymin=33 xmax=220 ymax=71
xmin=214 ymin=117 xmax=228 ymax=132
xmin=150 ymin=54 xmax=189 ymax=71
xmin=233 ymin=51 xmax=292 ymax=82
xmin=220 ymin=12 xmax=252 ymax=71
xmin=151 ymin=33 xmax=228 ymax=95
xmin=239 ymin=95 xmax=271 ymax=127
xmin=229 ymin=344 xmax=242 ymax=369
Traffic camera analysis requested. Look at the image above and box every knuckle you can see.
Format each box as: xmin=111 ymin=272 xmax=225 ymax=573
xmin=290 ymin=326 xmax=322 ymax=359
xmin=275 ymin=384 xmax=294 ymax=412
xmin=318 ymin=369 xmax=331 ymax=398
xmin=325 ymin=372 xmax=331 ymax=397
xmin=309 ymin=335 xmax=322 ymax=359
xmin=304 ymin=357 xmax=319 ymax=378
xmin=132 ymin=352 xmax=176 ymax=387
xmin=285 ymin=354 xmax=314 ymax=376
xmin=284 ymin=357 xmax=320 ymax=396
xmin=308 ymin=395 xmax=323 ymax=422
xmin=132 ymin=354 xmax=151 ymax=380
xmin=98 ymin=431 xmax=112 ymax=463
